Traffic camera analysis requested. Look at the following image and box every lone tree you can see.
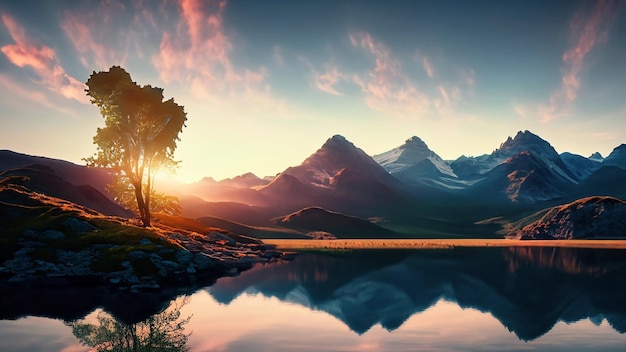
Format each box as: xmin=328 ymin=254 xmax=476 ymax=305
xmin=85 ymin=66 xmax=186 ymax=227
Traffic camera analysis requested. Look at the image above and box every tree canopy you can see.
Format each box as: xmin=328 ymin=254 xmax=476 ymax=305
xmin=85 ymin=66 xmax=186 ymax=227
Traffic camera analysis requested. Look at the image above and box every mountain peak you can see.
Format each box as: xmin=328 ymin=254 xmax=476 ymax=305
xmin=321 ymin=134 xmax=355 ymax=151
xmin=589 ymin=152 xmax=604 ymax=162
xmin=500 ymin=130 xmax=544 ymax=150
xmin=603 ymin=144 xmax=626 ymax=169
xmin=402 ymin=136 xmax=429 ymax=150
xmin=373 ymin=135 xmax=456 ymax=178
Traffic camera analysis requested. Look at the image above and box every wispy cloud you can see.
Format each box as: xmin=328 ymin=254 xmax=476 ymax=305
xmin=314 ymin=65 xmax=344 ymax=96
xmin=1 ymin=13 xmax=86 ymax=103
xmin=434 ymin=85 xmax=461 ymax=116
xmin=415 ymin=54 xmax=435 ymax=78
xmin=272 ymin=45 xmax=284 ymax=66
xmin=461 ymin=68 xmax=475 ymax=87
xmin=151 ymin=0 xmax=283 ymax=113
xmin=534 ymin=0 xmax=616 ymax=122
xmin=349 ymin=31 xmax=429 ymax=118
xmin=61 ymin=1 xmax=130 ymax=69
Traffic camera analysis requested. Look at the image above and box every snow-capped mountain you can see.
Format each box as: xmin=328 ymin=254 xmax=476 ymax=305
xmin=374 ymin=136 xmax=456 ymax=177
xmin=373 ymin=136 xmax=467 ymax=190
xmin=468 ymin=151 xmax=576 ymax=202
xmin=260 ymin=135 xmax=409 ymax=215
xmin=279 ymin=135 xmax=397 ymax=188
xmin=449 ymin=131 xmax=583 ymax=202
xmin=451 ymin=131 xmax=578 ymax=183
xmin=603 ymin=144 xmax=626 ymax=169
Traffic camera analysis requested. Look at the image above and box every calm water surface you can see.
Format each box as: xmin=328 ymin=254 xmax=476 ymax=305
xmin=2 ymin=246 xmax=626 ymax=351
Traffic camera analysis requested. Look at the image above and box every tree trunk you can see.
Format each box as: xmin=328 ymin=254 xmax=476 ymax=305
xmin=133 ymin=182 xmax=150 ymax=227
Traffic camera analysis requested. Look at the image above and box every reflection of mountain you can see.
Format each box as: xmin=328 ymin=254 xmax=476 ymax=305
xmin=207 ymin=247 xmax=626 ymax=340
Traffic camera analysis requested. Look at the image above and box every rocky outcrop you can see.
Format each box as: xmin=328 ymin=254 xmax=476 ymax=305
xmin=0 ymin=178 xmax=295 ymax=292
xmin=513 ymin=196 xmax=626 ymax=239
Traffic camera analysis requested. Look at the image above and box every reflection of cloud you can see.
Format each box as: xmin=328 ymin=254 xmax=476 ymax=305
xmin=0 ymin=14 xmax=86 ymax=103
xmin=315 ymin=66 xmax=344 ymax=96
xmin=349 ymin=31 xmax=429 ymax=118
xmin=526 ymin=1 xmax=616 ymax=122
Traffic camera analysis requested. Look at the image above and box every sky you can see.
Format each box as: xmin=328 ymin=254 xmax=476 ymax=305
xmin=1 ymin=0 xmax=625 ymax=182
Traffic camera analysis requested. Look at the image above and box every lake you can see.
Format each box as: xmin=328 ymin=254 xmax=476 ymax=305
xmin=2 ymin=246 xmax=626 ymax=351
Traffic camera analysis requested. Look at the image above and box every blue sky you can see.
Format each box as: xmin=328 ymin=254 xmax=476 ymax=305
xmin=1 ymin=0 xmax=625 ymax=182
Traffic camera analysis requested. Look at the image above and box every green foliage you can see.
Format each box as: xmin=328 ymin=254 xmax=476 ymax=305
xmin=107 ymin=176 xmax=181 ymax=216
xmin=84 ymin=66 xmax=187 ymax=227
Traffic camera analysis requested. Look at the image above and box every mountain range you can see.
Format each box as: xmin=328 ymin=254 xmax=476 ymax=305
xmin=2 ymin=129 xmax=625 ymax=239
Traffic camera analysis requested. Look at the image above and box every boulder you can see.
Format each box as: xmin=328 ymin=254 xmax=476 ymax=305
xmin=63 ymin=217 xmax=98 ymax=234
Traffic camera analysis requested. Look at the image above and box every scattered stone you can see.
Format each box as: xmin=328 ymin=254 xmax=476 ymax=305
xmin=261 ymin=250 xmax=282 ymax=259
xmin=127 ymin=251 xmax=149 ymax=260
xmin=186 ymin=265 xmax=196 ymax=274
xmin=41 ymin=230 xmax=66 ymax=241
xmin=139 ymin=238 xmax=153 ymax=245
xmin=175 ymin=250 xmax=193 ymax=265
xmin=193 ymin=253 xmax=214 ymax=269
xmin=208 ymin=231 xmax=237 ymax=246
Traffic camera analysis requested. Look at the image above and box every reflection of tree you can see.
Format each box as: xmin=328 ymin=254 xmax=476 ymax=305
xmin=66 ymin=297 xmax=191 ymax=352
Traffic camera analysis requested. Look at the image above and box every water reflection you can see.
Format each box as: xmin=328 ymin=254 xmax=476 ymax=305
xmin=66 ymin=297 xmax=191 ymax=352
xmin=2 ymin=246 xmax=626 ymax=350
xmin=208 ymin=247 xmax=626 ymax=340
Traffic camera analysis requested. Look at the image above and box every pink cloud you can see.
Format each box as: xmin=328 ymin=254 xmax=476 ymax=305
xmin=154 ymin=0 xmax=231 ymax=84
xmin=152 ymin=0 xmax=277 ymax=109
xmin=349 ymin=31 xmax=429 ymax=118
xmin=537 ymin=0 xmax=616 ymax=122
xmin=61 ymin=0 xmax=148 ymax=70
xmin=315 ymin=66 xmax=344 ymax=96
xmin=1 ymin=14 xmax=86 ymax=103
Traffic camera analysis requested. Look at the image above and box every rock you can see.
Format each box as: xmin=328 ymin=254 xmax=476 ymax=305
xmin=127 ymin=251 xmax=149 ymax=260
xmin=22 ymin=230 xmax=40 ymax=240
xmin=19 ymin=241 xmax=46 ymax=248
xmin=282 ymin=252 xmax=298 ymax=261
xmin=208 ymin=231 xmax=237 ymax=246
xmin=41 ymin=230 xmax=66 ymax=241
xmin=130 ymin=282 xmax=160 ymax=293
xmin=231 ymin=234 xmax=263 ymax=245
xmin=186 ymin=264 xmax=196 ymax=274
xmin=193 ymin=253 xmax=215 ymax=270
xmin=139 ymin=238 xmax=153 ymax=245
xmin=261 ymin=250 xmax=282 ymax=259
xmin=514 ymin=196 xmax=626 ymax=239
xmin=63 ymin=217 xmax=98 ymax=234
xmin=175 ymin=250 xmax=193 ymax=265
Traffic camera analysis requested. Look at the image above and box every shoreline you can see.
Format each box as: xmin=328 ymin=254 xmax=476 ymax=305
xmin=263 ymin=239 xmax=626 ymax=250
